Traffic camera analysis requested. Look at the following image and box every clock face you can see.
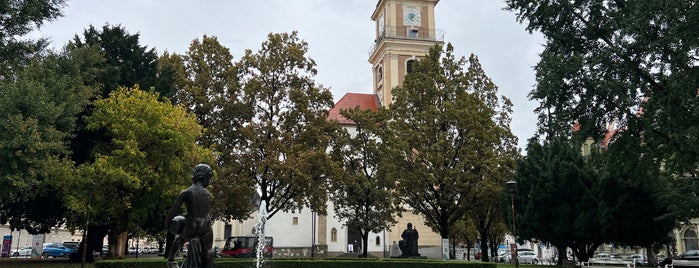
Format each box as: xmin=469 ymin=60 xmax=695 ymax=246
xmin=403 ymin=6 xmax=421 ymax=26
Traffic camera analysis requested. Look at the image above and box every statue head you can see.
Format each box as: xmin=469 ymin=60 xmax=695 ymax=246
xmin=407 ymin=223 xmax=413 ymax=229
xmin=192 ymin=164 xmax=213 ymax=186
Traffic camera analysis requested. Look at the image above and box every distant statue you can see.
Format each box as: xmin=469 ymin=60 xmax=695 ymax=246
xmin=165 ymin=164 xmax=214 ymax=268
xmin=399 ymin=223 xmax=420 ymax=257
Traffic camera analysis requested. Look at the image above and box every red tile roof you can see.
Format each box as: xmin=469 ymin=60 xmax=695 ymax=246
xmin=327 ymin=93 xmax=381 ymax=125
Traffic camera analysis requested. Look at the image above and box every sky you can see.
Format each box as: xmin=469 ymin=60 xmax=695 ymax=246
xmin=30 ymin=0 xmax=545 ymax=151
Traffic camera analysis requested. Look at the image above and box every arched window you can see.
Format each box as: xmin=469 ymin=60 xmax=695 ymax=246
xmin=375 ymin=235 xmax=381 ymax=246
xmin=685 ymin=229 xmax=698 ymax=251
xmin=331 ymin=228 xmax=338 ymax=242
xmin=376 ymin=65 xmax=383 ymax=81
xmin=407 ymin=59 xmax=416 ymax=74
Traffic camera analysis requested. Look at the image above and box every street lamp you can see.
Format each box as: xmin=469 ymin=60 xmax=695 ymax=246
xmin=506 ymin=180 xmax=519 ymax=268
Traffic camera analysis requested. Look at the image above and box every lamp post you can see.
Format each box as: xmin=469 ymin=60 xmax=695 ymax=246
xmin=506 ymin=180 xmax=519 ymax=268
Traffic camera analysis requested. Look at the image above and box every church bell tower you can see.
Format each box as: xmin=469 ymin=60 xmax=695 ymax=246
xmin=369 ymin=0 xmax=443 ymax=107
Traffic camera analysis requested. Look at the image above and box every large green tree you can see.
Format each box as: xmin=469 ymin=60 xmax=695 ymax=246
xmin=78 ymin=86 xmax=214 ymax=258
xmin=232 ymin=31 xmax=338 ymax=219
xmin=513 ymin=138 xmax=605 ymax=262
xmin=0 ymin=46 xmax=101 ymax=233
xmin=329 ymin=106 xmax=403 ymax=258
xmin=384 ymin=44 xmax=519 ymax=240
xmin=0 ymin=0 xmax=65 ymax=78
xmin=171 ymin=35 xmax=254 ymax=221
xmin=596 ymin=125 xmax=676 ymax=261
xmin=506 ymin=0 xmax=699 ymax=216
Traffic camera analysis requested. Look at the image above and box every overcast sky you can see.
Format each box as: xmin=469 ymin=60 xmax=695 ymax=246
xmin=30 ymin=0 xmax=545 ymax=151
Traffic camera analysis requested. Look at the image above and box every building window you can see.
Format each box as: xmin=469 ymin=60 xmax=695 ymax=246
xmin=685 ymin=229 xmax=698 ymax=251
xmin=331 ymin=228 xmax=338 ymax=242
xmin=375 ymin=236 xmax=381 ymax=246
xmin=224 ymin=224 xmax=232 ymax=239
xmin=407 ymin=28 xmax=419 ymax=38
xmin=407 ymin=59 xmax=416 ymax=74
xmin=293 ymin=217 xmax=298 ymax=225
xmin=376 ymin=65 xmax=383 ymax=81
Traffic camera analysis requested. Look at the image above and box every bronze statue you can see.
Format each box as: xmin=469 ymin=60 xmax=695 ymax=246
xmin=165 ymin=164 xmax=214 ymax=268
xmin=399 ymin=222 xmax=420 ymax=257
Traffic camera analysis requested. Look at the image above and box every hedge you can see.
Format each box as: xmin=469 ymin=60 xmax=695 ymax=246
xmin=94 ymin=258 xmax=497 ymax=268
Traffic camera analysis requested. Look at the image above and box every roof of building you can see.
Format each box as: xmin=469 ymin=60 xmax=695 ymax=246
xmin=327 ymin=93 xmax=381 ymax=125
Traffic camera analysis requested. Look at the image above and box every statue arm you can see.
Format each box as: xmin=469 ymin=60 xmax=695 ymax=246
xmin=165 ymin=191 xmax=186 ymax=226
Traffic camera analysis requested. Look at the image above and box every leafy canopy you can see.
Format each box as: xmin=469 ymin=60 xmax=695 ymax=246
xmin=384 ymin=43 xmax=519 ymax=239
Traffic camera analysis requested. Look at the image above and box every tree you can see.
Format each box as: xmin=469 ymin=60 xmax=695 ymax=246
xmin=471 ymin=186 xmax=507 ymax=262
xmin=505 ymin=0 xmax=699 ymax=214
xmin=0 ymin=46 xmax=101 ymax=233
xmin=0 ymin=0 xmax=66 ymax=78
xmin=596 ymin=126 xmax=676 ymax=262
xmin=384 ymin=43 xmax=519 ymax=241
xmin=71 ymin=24 xmax=167 ymax=98
xmin=513 ymin=137 xmax=605 ymax=262
xmin=77 ymin=86 xmax=214 ymax=258
xmin=232 ymin=31 xmax=338 ymax=220
xmin=329 ymin=106 xmax=403 ymax=258
xmin=448 ymin=216 xmax=478 ymax=260
xmin=171 ymin=35 xmax=254 ymax=221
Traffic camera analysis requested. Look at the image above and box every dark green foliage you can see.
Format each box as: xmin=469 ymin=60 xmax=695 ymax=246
xmin=71 ymin=24 xmax=167 ymax=98
xmin=0 ymin=47 xmax=100 ymax=233
xmin=505 ymin=0 xmax=699 ymax=217
xmin=512 ymin=138 xmax=603 ymax=262
xmin=0 ymin=0 xmax=65 ymax=77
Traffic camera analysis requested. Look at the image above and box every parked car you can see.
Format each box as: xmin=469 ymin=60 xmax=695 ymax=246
xmin=127 ymin=247 xmax=141 ymax=255
xmin=42 ymin=243 xmax=76 ymax=258
xmin=498 ymin=249 xmax=535 ymax=263
xmin=677 ymin=250 xmax=699 ymax=261
xmin=518 ymin=250 xmax=540 ymax=264
xmin=593 ymin=253 xmax=623 ymax=260
xmin=11 ymin=246 xmax=33 ymax=257
xmin=673 ymin=250 xmax=699 ymax=268
xmin=626 ymin=254 xmax=649 ymax=266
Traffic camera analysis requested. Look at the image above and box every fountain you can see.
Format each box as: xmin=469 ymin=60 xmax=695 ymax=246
xmin=254 ymin=200 xmax=269 ymax=268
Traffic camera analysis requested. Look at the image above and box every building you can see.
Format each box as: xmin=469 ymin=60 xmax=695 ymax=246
xmin=212 ymin=0 xmax=446 ymax=258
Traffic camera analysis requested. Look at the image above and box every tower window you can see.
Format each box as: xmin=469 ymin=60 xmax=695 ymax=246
xmin=376 ymin=65 xmax=383 ymax=81
xmin=407 ymin=60 xmax=416 ymax=74
xmin=331 ymin=228 xmax=338 ymax=242
xmin=375 ymin=235 xmax=381 ymax=246
xmin=293 ymin=217 xmax=298 ymax=225
xmin=408 ymin=29 xmax=419 ymax=38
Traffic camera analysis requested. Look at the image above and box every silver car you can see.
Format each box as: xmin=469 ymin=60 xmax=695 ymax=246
xmin=11 ymin=246 xmax=33 ymax=257
xmin=518 ymin=250 xmax=540 ymax=264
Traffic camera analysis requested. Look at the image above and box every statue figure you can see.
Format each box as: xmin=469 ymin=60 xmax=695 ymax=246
xmin=165 ymin=164 xmax=214 ymax=268
xmin=399 ymin=222 xmax=420 ymax=257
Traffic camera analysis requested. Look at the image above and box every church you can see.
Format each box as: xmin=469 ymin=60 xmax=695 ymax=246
xmin=211 ymin=0 xmax=446 ymax=258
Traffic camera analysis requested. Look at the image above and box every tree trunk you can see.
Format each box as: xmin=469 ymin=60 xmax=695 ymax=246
xmin=361 ymin=231 xmax=369 ymax=258
xmin=113 ymin=231 xmax=128 ymax=259
xmin=479 ymin=231 xmax=490 ymax=262
xmin=556 ymin=244 xmax=566 ymax=265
